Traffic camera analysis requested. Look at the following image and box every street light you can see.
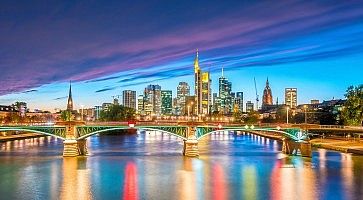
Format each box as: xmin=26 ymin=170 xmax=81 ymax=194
xmin=304 ymin=105 xmax=308 ymax=124
xmin=286 ymin=106 xmax=289 ymax=124
xmin=81 ymin=104 xmax=84 ymax=121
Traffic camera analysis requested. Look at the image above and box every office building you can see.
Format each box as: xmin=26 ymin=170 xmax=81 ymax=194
xmin=194 ymin=50 xmax=211 ymax=115
xmin=246 ymin=101 xmax=254 ymax=113
xmin=122 ymin=90 xmax=136 ymax=109
xmin=235 ymin=92 xmax=243 ymax=113
xmin=144 ymin=84 xmax=161 ymax=115
xmin=218 ymin=68 xmax=233 ymax=114
xmin=285 ymin=88 xmax=298 ymax=109
xmin=176 ymin=82 xmax=190 ymax=115
xmin=161 ymin=90 xmax=172 ymax=115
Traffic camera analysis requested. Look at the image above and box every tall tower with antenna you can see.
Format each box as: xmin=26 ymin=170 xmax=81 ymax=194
xmin=254 ymin=77 xmax=259 ymax=111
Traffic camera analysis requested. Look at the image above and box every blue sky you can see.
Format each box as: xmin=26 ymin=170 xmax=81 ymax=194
xmin=0 ymin=0 xmax=362 ymax=111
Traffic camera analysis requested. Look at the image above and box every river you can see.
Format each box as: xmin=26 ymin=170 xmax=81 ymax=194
xmin=0 ymin=131 xmax=362 ymax=200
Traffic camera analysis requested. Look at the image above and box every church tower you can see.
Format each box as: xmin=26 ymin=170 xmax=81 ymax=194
xmin=262 ymin=78 xmax=273 ymax=108
xmin=67 ymin=81 xmax=74 ymax=111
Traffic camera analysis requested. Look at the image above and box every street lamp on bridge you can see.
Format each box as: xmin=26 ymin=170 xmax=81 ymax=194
xmin=286 ymin=106 xmax=290 ymax=124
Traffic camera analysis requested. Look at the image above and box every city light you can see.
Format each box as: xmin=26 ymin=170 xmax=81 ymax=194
xmin=1 ymin=1 xmax=363 ymax=200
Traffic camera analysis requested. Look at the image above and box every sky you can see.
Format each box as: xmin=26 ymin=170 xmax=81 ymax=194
xmin=0 ymin=0 xmax=362 ymax=112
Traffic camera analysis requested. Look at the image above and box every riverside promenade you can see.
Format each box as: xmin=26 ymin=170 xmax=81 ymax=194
xmin=249 ymin=130 xmax=363 ymax=155
xmin=311 ymin=138 xmax=363 ymax=155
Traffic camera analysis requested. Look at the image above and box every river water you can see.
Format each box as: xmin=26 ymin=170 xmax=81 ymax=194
xmin=0 ymin=131 xmax=363 ymax=200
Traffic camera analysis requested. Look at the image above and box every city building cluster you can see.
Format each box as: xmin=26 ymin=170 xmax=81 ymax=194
xmin=0 ymin=51 xmax=347 ymax=124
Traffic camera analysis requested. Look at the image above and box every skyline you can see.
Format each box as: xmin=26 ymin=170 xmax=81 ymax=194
xmin=1 ymin=1 xmax=363 ymax=111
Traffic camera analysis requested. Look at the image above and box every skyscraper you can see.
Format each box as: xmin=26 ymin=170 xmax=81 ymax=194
xmin=161 ymin=90 xmax=172 ymax=115
xmin=144 ymin=84 xmax=161 ymax=115
xmin=194 ymin=50 xmax=211 ymax=115
xmin=246 ymin=101 xmax=254 ymax=113
xmin=122 ymin=90 xmax=136 ymax=110
xmin=235 ymin=92 xmax=243 ymax=113
xmin=176 ymin=82 xmax=190 ymax=115
xmin=218 ymin=67 xmax=232 ymax=114
xmin=137 ymin=95 xmax=145 ymax=115
xmin=285 ymin=88 xmax=298 ymax=109
xmin=67 ymin=81 xmax=73 ymax=111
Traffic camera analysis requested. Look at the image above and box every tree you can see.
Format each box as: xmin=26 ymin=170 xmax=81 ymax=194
xmin=100 ymin=104 xmax=135 ymax=121
xmin=243 ymin=111 xmax=259 ymax=124
xmin=233 ymin=111 xmax=243 ymax=123
xmin=341 ymin=85 xmax=363 ymax=126
xmin=4 ymin=113 xmax=21 ymax=123
xmin=275 ymin=106 xmax=288 ymax=123
xmin=61 ymin=110 xmax=72 ymax=121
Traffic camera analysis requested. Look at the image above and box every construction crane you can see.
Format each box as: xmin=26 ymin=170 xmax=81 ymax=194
xmin=254 ymin=77 xmax=259 ymax=111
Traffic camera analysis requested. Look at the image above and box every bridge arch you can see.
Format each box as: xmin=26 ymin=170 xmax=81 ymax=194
xmin=197 ymin=128 xmax=302 ymax=141
xmin=77 ymin=127 xmax=187 ymax=140
xmin=0 ymin=128 xmax=66 ymax=140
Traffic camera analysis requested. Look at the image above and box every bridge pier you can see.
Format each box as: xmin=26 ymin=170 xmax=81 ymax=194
xmin=63 ymin=140 xmax=79 ymax=157
xmin=77 ymin=139 xmax=89 ymax=156
xmin=282 ymin=138 xmax=312 ymax=157
xmin=183 ymin=126 xmax=199 ymax=157
xmin=59 ymin=121 xmax=88 ymax=157
xmin=63 ymin=139 xmax=88 ymax=156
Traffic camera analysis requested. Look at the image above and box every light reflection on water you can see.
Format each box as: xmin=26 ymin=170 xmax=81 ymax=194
xmin=0 ymin=131 xmax=363 ymax=200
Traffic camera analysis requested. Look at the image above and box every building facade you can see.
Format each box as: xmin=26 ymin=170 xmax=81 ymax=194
xmin=262 ymin=78 xmax=273 ymax=108
xmin=176 ymin=82 xmax=190 ymax=115
xmin=194 ymin=50 xmax=211 ymax=115
xmin=161 ymin=90 xmax=172 ymax=115
xmin=144 ymin=84 xmax=161 ymax=115
xmin=285 ymin=88 xmax=298 ymax=109
xmin=218 ymin=68 xmax=233 ymax=114
xmin=185 ymin=96 xmax=196 ymax=116
xmin=122 ymin=90 xmax=136 ymax=110
xmin=235 ymin=92 xmax=243 ymax=113
xmin=246 ymin=101 xmax=254 ymax=113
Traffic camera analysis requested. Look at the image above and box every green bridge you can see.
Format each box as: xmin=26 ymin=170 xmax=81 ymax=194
xmin=0 ymin=122 xmax=309 ymax=157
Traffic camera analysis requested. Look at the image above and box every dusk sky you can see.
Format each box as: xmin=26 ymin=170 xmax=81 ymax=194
xmin=1 ymin=0 xmax=363 ymax=111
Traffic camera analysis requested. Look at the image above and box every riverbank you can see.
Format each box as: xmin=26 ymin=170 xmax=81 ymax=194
xmin=310 ymin=138 xmax=363 ymax=155
xmin=248 ymin=130 xmax=363 ymax=155
xmin=0 ymin=133 xmax=43 ymax=142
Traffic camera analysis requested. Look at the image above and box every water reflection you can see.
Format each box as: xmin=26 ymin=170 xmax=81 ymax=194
xmin=60 ymin=158 xmax=92 ymax=200
xmin=1 ymin=131 xmax=363 ymax=200
xmin=177 ymin=158 xmax=197 ymax=200
xmin=212 ymin=164 xmax=227 ymax=200
xmin=341 ymin=153 xmax=353 ymax=200
xmin=123 ymin=162 xmax=138 ymax=200
xmin=242 ymin=165 xmax=257 ymax=200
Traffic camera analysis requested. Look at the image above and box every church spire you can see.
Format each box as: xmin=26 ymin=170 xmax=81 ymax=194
xmin=67 ymin=81 xmax=73 ymax=111
xmin=194 ymin=49 xmax=200 ymax=73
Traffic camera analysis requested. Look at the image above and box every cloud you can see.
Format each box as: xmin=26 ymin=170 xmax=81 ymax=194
xmin=22 ymin=89 xmax=38 ymax=93
xmin=1 ymin=1 xmax=363 ymax=95
xmin=95 ymin=87 xmax=118 ymax=93
xmin=53 ymin=96 xmax=68 ymax=100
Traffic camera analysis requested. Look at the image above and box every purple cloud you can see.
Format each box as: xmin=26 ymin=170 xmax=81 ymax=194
xmin=1 ymin=1 xmax=363 ymax=95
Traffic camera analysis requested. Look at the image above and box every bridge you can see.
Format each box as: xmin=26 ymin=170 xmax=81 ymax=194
xmin=0 ymin=121 xmax=334 ymax=157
